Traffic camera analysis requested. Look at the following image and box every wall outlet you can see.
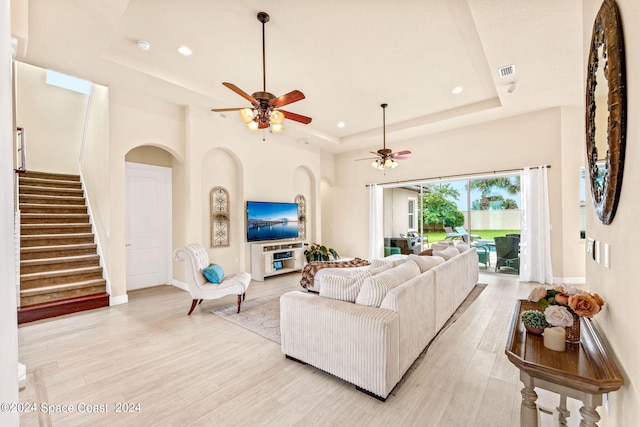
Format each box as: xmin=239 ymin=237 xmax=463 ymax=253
xmin=604 ymin=243 xmax=610 ymax=268
xmin=595 ymin=241 xmax=601 ymax=263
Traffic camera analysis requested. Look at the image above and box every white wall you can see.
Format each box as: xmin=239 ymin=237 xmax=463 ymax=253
xmin=583 ymin=0 xmax=640 ymax=425
xmin=328 ymin=107 xmax=585 ymax=281
xmin=15 ymin=62 xmax=86 ymax=174
xmin=1 ymin=0 xmax=19 ymax=424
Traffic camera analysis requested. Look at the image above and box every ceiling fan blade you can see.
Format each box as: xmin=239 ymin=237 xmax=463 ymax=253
xmin=222 ymin=82 xmax=258 ymax=105
xmin=270 ymin=90 xmax=305 ymax=108
xmin=391 ymin=150 xmax=412 ymax=156
xmin=355 ymin=157 xmax=378 ymax=161
xmin=280 ymin=110 xmax=312 ymax=124
xmin=211 ymin=107 xmax=247 ymax=112
xmin=369 ymin=151 xmax=382 ymax=156
xmin=393 ymin=156 xmax=411 ymax=160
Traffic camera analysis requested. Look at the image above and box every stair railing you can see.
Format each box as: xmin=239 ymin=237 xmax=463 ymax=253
xmin=15 ymin=127 xmax=26 ymax=173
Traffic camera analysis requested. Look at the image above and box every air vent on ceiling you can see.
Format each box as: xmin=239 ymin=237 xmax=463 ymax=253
xmin=498 ymin=64 xmax=516 ymax=78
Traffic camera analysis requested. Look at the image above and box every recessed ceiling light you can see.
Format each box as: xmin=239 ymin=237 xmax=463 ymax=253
xmin=452 ymin=86 xmax=463 ymax=94
xmin=137 ymin=40 xmax=151 ymax=51
xmin=337 ymin=122 xmax=346 ymax=128
xmin=178 ymin=46 xmax=192 ymax=56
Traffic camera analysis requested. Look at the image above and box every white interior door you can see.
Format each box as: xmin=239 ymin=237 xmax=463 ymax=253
xmin=125 ymin=162 xmax=172 ymax=290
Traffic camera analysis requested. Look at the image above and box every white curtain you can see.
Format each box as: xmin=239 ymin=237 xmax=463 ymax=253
xmin=368 ymin=184 xmax=384 ymax=260
xmin=519 ymin=166 xmax=553 ymax=284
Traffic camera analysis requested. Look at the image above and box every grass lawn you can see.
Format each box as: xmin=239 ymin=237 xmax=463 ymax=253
xmin=424 ymin=229 xmax=520 ymax=243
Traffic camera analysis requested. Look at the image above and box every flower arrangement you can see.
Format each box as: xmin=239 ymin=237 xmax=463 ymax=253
xmin=527 ymin=285 xmax=605 ymax=328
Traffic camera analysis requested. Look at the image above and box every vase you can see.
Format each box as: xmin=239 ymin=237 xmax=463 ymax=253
xmin=524 ymin=325 xmax=544 ymax=335
xmin=565 ymin=317 xmax=581 ymax=343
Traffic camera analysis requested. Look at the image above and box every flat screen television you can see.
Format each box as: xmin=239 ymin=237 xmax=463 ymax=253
xmin=246 ymin=201 xmax=299 ymax=242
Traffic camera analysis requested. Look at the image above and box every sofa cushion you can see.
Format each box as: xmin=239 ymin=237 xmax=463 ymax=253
xmin=454 ymin=242 xmax=470 ymax=253
xmin=418 ymin=248 xmax=433 ymax=256
xmin=320 ymin=270 xmax=372 ymax=302
xmin=356 ymin=259 xmax=420 ymax=307
xmin=433 ymin=246 xmax=459 ymax=261
xmin=202 ymin=263 xmax=224 ymax=284
xmin=407 ymin=254 xmax=445 ymax=273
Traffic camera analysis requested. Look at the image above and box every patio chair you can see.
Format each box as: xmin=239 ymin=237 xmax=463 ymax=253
xmin=455 ymin=226 xmax=480 ymax=242
xmin=443 ymin=226 xmax=462 ymax=240
xmin=476 ymin=245 xmax=490 ymax=268
xmin=495 ymin=236 xmax=520 ymax=273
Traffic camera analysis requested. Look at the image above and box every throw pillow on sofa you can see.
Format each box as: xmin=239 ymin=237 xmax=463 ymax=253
xmin=356 ymin=259 xmax=420 ymax=307
xmin=407 ymin=254 xmax=445 ymax=273
xmin=432 ymin=246 xmax=459 ymax=261
xmin=320 ymin=270 xmax=372 ymax=302
xmin=454 ymin=242 xmax=470 ymax=253
xmin=431 ymin=241 xmax=454 ymax=251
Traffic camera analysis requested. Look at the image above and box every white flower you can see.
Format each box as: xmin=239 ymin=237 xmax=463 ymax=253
xmin=528 ymin=287 xmax=548 ymax=302
xmin=563 ymin=284 xmax=587 ymax=295
xmin=544 ymin=305 xmax=574 ymax=328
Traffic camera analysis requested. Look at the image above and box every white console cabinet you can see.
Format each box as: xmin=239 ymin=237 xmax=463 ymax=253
xmin=250 ymin=241 xmax=305 ymax=281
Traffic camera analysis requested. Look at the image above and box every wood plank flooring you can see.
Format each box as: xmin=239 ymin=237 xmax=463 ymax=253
xmin=18 ymin=272 xmax=584 ymax=426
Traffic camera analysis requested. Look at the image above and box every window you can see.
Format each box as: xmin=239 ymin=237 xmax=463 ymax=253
xmin=408 ymin=198 xmax=417 ymax=231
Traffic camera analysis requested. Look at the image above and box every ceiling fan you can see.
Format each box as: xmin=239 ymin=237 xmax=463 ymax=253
xmin=211 ymin=12 xmax=311 ymax=136
xmin=360 ymin=103 xmax=411 ymax=170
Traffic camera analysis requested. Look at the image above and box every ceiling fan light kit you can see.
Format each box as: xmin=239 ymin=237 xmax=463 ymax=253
xmin=211 ymin=12 xmax=311 ymax=137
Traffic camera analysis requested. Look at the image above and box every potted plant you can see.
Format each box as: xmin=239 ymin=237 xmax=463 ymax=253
xmin=520 ymin=310 xmax=549 ymax=335
xmin=304 ymin=243 xmax=339 ymax=262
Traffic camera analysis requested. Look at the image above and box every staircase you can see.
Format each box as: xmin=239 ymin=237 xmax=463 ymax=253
xmin=17 ymin=171 xmax=109 ymax=324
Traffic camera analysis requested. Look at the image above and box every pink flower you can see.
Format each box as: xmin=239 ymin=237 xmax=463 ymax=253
xmin=528 ymin=287 xmax=547 ymax=302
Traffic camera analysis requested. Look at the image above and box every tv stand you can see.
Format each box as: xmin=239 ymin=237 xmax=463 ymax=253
xmin=250 ymin=241 xmax=305 ymax=281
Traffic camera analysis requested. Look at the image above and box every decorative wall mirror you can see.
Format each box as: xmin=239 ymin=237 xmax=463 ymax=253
xmin=585 ymin=0 xmax=626 ymax=225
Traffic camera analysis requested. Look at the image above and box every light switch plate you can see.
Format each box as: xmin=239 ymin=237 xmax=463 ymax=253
xmin=604 ymin=243 xmax=610 ymax=268
xmin=595 ymin=241 xmax=601 ymax=263
xmin=587 ymin=238 xmax=594 ymax=256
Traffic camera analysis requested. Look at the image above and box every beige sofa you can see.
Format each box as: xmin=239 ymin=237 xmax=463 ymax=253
xmin=280 ymin=245 xmax=479 ymax=400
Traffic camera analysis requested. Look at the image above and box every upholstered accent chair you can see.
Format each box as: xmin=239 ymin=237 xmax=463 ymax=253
xmin=173 ymin=243 xmax=251 ymax=315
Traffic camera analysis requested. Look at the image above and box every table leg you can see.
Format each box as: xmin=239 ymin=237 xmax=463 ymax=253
xmin=557 ymin=394 xmax=570 ymax=426
xmin=579 ymin=404 xmax=601 ymax=427
xmin=520 ymin=373 xmax=538 ymax=427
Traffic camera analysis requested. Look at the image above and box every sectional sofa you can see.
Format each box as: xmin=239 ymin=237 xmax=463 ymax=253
xmin=280 ymin=243 xmax=479 ymax=400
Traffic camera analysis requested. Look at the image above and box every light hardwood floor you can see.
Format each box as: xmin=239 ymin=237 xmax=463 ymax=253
xmin=18 ymin=272 xmax=583 ymax=426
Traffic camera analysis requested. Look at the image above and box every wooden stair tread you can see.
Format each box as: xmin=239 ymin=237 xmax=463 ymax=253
xmin=20 ymin=279 xmax=106 ymax=296
xmin=21 ymin=265 xmax=103 ymax=280
xmin=21 ymin=213 xmax=90 ymax=219
xmin=22 ymin=232 xmax=94 ymax=239
xmin=21 ymin=254 xmax=100 ymax=266
xmin=21 ymin=243 xmax=97 ymax=253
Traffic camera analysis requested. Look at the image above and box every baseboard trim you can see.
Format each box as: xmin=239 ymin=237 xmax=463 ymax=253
xmin=18 ymin=293 xmax=110 ymax=324
xmin=171 ymin=279 xmax=188 ymax=291
xmin=553 ymin=277 xmax=586 ymax=285
xmin=109 ymin=294 xmax=128 ymax=306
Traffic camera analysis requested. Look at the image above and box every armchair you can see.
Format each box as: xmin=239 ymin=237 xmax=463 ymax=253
xmin=173 ymin=243 xmax=251 ymax=315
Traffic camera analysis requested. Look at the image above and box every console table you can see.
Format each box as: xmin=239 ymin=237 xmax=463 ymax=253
xmin=505 ymin=300 xmax=624 ymax=427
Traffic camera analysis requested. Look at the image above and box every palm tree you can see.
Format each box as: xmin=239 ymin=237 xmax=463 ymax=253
xmin=469 ymin=177 xmax=520 ymax=210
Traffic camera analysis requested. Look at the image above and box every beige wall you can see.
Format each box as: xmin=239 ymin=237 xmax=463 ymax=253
xmin=15 ymin=62 xmax=87 ymax=174
xmin=583 ymin=0 xmax=640 ymax=425
xmin=328 ymin=107 xmax=585 ymax=281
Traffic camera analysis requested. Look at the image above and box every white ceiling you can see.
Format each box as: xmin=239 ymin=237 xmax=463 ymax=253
xmin=17 ymin=0 xmax=584 ymax=154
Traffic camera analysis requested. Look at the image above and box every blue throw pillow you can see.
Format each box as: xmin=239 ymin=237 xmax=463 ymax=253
xmin=202 ymin=264 xmax=224 ymax=284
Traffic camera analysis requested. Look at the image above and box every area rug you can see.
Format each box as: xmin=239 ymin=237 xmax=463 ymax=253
xmin=212 ymin=295 xmax=283 ymax=344
xmin=212 ymin=284 xmax=487 ymax=349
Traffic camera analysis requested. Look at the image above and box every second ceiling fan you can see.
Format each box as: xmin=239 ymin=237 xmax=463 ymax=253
xmin=367 ymin=103 xmax=411 ymax=170
xmin=211 ymin=12 xmax=311 ymax=134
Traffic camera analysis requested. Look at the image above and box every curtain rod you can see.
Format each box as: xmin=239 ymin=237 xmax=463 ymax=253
xmin=366 ymin=165 xmax=551 ymax=187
